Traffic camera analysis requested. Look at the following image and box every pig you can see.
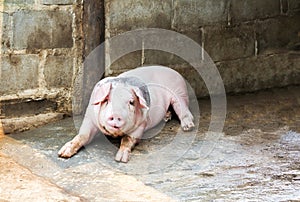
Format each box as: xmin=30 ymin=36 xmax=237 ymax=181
xmin=58 ymin=66 xmax=194 ymax=163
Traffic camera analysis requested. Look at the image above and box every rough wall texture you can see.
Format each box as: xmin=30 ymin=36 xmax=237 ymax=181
xmin=105 ymin=0 xmax=300 ymax=96
xmin=1 ymin=0 xmax=300 ymax=132
xmin=0 ymin=0 xmax=84 ymax=132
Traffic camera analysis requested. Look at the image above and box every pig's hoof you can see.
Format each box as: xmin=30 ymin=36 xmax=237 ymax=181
xmin=58 ymin=141 xmax=79 ymax=158
xmin=115 ymin=148 xmax=131 ymax=163
xmin=181 ymin=113 xmax=195 ymax=131
xmin=164 ymin=111 xmax=172 ymax=122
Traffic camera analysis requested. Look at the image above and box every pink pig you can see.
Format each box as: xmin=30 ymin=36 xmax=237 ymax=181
xmin=58 ymin=66 xmax=194 ymax=162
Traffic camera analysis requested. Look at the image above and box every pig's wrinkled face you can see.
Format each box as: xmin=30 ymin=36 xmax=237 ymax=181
xmin=93 ymin=83 xmax=149 ymax=137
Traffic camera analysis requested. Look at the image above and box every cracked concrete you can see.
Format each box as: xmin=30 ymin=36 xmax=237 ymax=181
xmin=0 ymin=86 xmax=299 ymax=201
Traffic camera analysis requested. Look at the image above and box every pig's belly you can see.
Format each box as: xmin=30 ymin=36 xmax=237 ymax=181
xmin=145 ymin=106 xmax=167 ymax=131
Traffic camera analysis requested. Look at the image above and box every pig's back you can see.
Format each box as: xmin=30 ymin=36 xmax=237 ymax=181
xmin=119 ymin=65 xmax=189 ymax=109
xmin=119 ymin=66 xmax=185 ymax=91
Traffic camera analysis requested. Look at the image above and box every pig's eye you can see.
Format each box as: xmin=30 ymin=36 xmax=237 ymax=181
xmin=129 ymin=100 xmax=135 ymax=106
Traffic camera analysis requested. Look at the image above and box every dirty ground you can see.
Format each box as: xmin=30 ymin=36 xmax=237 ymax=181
xmin=0 ymin=86 xmax=299 ymax=201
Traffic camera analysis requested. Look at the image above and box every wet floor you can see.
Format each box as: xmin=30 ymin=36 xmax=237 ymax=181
xmin=0 ymin=86 xmax=299 ymax=201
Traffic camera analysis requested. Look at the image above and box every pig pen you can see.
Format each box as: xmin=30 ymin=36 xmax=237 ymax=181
xmin=1 ymin=0 xmax=300 ymax=201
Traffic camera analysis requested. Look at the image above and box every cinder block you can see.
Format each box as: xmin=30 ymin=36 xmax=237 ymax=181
xmin=1 ymin=99 xmax=57 ymax=118
xmin=3 ymin=0 xmax=35 ymax=4
xmin=0 ymin=55 xmax=39 ymax=95
xmin=173 ymin=65 xmax=208 ymax=97
xmin=230 ymin=0 xmax=281 ymax=24
xmin=143 ymin=30 xmax=202 ymax=66
xmin=172 ymin=0 xmax=229 ymax=30
xmin=106 ymin=0 xmax=172 ymax=37
xmin=289 ymin=0 xmax=300 ymax=11
xmin=255 ymin=13 xmax=300 ymax=54
xmin=42 ymin=0 xmax=76 ymax=5
xmin=0 ymin=13 xmax=12 ymax=52
xmin=107 ymin=28 xmax=203 ymax=70
xmin=108 ymin=51 xmax=142 ymax=73
xmin=217 ymin=53 xmax=300 ymax=93
xmin=143 ymin=50 xmax=187 ymax=66
xmin=44 ymin=56 xmax=73 ymax=88
xmin=178 ymin=30 xmax=202 ymax=46
xmin=13 ymin=10 xmax=73 ymax=50
xmin=204 ymin=25 xmax=255 ymax=61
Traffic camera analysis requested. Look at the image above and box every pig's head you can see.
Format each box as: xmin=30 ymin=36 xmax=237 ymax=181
xmin=92 ymin=77 xmax=150 ymax=137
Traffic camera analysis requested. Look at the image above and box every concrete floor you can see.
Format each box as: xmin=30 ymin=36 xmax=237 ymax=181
xmin=0 ymin=86 xmax=299 ymax=201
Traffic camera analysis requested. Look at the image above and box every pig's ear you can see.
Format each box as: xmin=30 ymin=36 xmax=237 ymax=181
xmin=132 ymin=88 xmax=149 ymax=110
xmin=91 ymin=82 xmax=112 ymax=105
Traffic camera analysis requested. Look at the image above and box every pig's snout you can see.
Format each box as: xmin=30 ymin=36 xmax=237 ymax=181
xmin=107 ymin=114 xmax=125 ymax=129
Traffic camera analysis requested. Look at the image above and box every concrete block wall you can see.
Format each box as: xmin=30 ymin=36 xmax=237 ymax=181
xmin=1 ymin=0 xmax=299 ymax=132
xmin=105 ymin=0 xmax=300 ymax=96
xmin=0 ymin=0 xmax=84 ymax=131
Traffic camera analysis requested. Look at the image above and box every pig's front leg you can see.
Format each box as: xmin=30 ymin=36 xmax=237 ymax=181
xmin=58 ymin=116 xmax=98 ymax=158
xmin=115 ymin=124 xmax=145 ymax=163
xmin=171 ymin=98 xmax=195 ymax=131
xmin=115 ymin=135 xmax=137 ymax=163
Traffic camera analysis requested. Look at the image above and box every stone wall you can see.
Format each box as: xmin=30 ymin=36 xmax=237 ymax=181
xmin=0 ymin=0 xmax=85 ymax=132
xmin=1 ymin=0 xmax=300 ymax=132
xmin=105 ymin=0 xmax=300 ymax=96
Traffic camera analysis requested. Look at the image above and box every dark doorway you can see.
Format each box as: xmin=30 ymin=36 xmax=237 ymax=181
xmin=81 ymin=0 xmax=105 ymax=114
